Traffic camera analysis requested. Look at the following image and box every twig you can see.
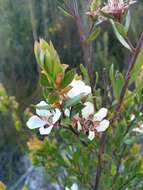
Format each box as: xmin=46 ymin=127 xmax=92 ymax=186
xmin=93 ymin=131 xmax=107 ymax=190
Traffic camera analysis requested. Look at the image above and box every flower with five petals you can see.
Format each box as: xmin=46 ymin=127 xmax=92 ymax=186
xmin=26 ymin=101 xmax=61 ymax=135
xmin=81 ymin=102 xmax=110 ymax=141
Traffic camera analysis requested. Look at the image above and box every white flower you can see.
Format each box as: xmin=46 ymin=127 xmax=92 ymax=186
xmin=94 ymin=108 xmax=108 ymax=122
xmin=131 ymin=112 xmax=142 ymax=121
xmin=81 ymin=102 xmax=109 ymax=140
xmin=67 ymin=79 xmax=91 ymax=98
xmin=77 ymin=121 xmax=82 ymax=131
xmin=88 ymin=131 xmax=95 ymax=141
xmin=26 ymin=101 xmax=61 ymax=135
xmin=133 ymin=123 xmax=143 ymax=134
xmin=130 ymin=114 xmax=135 ymax=121
xmin=65 ymin=183 xmax=78 ymax=190
xmin=93 ymin=108 xmax=109 ymax=133
xmin=95 ymin=119 xmax=110 ymax=132
xmin=82 ymin=102 xmax=94 ymax=119
xmin=64 ymin=108 xmax=70 ymax=117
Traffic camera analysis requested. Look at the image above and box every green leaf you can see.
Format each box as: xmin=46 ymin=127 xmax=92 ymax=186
xmin=60 ymin=118 xmax=71 ymax=126
xmin=34 ymin=41 xmax=40 ymax=65
xmin=95 ymin=72 xmax=99 ymax=84
xmin=71 ymin=103 xmax=85 ymax=117
xmin=109 ymin=64 xmax=124 ymax=99
xmin=48 ymin=42 xmax=65 ymax=80
xmin=100 ymin=11 xmax=115 ymax=19
xmin=110 ymin=19 xmax=131 ymax=51
xmin=80 ymin=64 xmax=89 ymax=81
xmin=125 ymin=80 xmax=143 ymax=104
xmin=48 ymin=91 xmax=60 ymax=104
xmin=37 ymin=40 xmax=65 ymax=82
xmin=125 ymin=10 xmax=131 ymax=32
xmin=44 ymin=50 xmax=53 ymax=75
xmin=130 ymin=48 xmax=143 ymax=84
xmin=124 ymin=139 xmax=134 ymax=145
xmin=86 ymin=27 xmax=101 ymax=42
xmin=114 ymin=72 xmax=124 ymax=98
xmin=114 ymin=22 xmax=127 ymax=37
xmin=111 ymin=163 xmax=117 ymax=176
xmin=58 ymin=6 xmax=73 ymax=18
xmin=109 ymin=64 xmax=116 ymax=91
xmin=64 ymin=93 xmax=85 ymax=109
xmin=60 ymin=70 xmax=75 ymax=89
xmin=40 ymin=73 xmax=51 ymax=87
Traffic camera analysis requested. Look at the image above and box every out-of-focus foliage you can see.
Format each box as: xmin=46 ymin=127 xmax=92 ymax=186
xmin=0 ymin=84 xmax=27 ymax=186
xmin=0 ymin=84 xmax=22 ymax=130
xmin=0 ymin=0 xmax=40 ymax=108
xmin=0 ymin=181 xmax=7 ymax=190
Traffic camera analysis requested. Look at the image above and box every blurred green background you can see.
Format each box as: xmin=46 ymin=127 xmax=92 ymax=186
xmin=0 ymin=0 xmax=143 ymax=189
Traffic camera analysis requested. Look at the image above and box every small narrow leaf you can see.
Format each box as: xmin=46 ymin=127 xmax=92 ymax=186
xmin=58 ymin=6 xmax=73 ymax=18
xmin=100 ymin=11 xmax=115 ymax=19
xmin=60 ymin=70 xmax=75 ymax=89
xmin=40 ymin=72 xmax=51 ymax=87
xmin=86 ymin=27 xmax=101 ymax=42
xmin=48 ymin=92 xmax=60 ymax=104
xmin=109 ymin=64 xmax=125 ymax=99
xmin=114 ymin=22 xmax=127 ymax=37
xmin=130 ymin=48 xmax=143 ymax=84
xmin=125 ymin=10 xmax=131 ymax=32
xmin=64 ymin=93 xmax=85 ymax=109
xmin=80 ymin=64 xmax=89 ymax=80
xmin=110 ymin=19 xmax=131 ymax=51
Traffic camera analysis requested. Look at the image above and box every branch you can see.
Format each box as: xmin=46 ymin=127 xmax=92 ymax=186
xmin=93 ymin=132 xmax=107 ymax=190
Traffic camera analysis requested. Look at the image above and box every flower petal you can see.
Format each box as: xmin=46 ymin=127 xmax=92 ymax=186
xmin=82 ymin=102 xmax=94 ymax=118
xmin=88 ymin=131 xmax=95 ymax=141
xmin=96 ymin=119 xmax=109 ymax=132
xmin=77 ymin=121 xmax=82 ymax=131
xmin=67 ymin=79 xmax=91 ymax=98
xmin=140 ymin=123 xmax=143 ymax=129
xmin=71 ymin=183 xmax=78 ymax=190
xmin=132 ymin=128 xmax=143 ymax=134
xmin=130 ymin=114 xmax=135 ymax=121
xmin=67 ymin=88 xmax=80 ymax=98
xmin=64 ymin=109 xmax=70 ymax=117
xmin=83 ymin=85 xmax=91 ymax=95
xmin=36 ymin=101 xmax=51 ymax=117
xmin=65 ymin=188 xmax=70 ymax=190
xmin=39 ymin=125 xmax=53 ymax=135
xmin=26 ymin=115 xmax=46 ymax=129
xmin=94 ymin=108 xmax=108 ymax=121
xmin=52 ymin=109 xmax=61 ymax=124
